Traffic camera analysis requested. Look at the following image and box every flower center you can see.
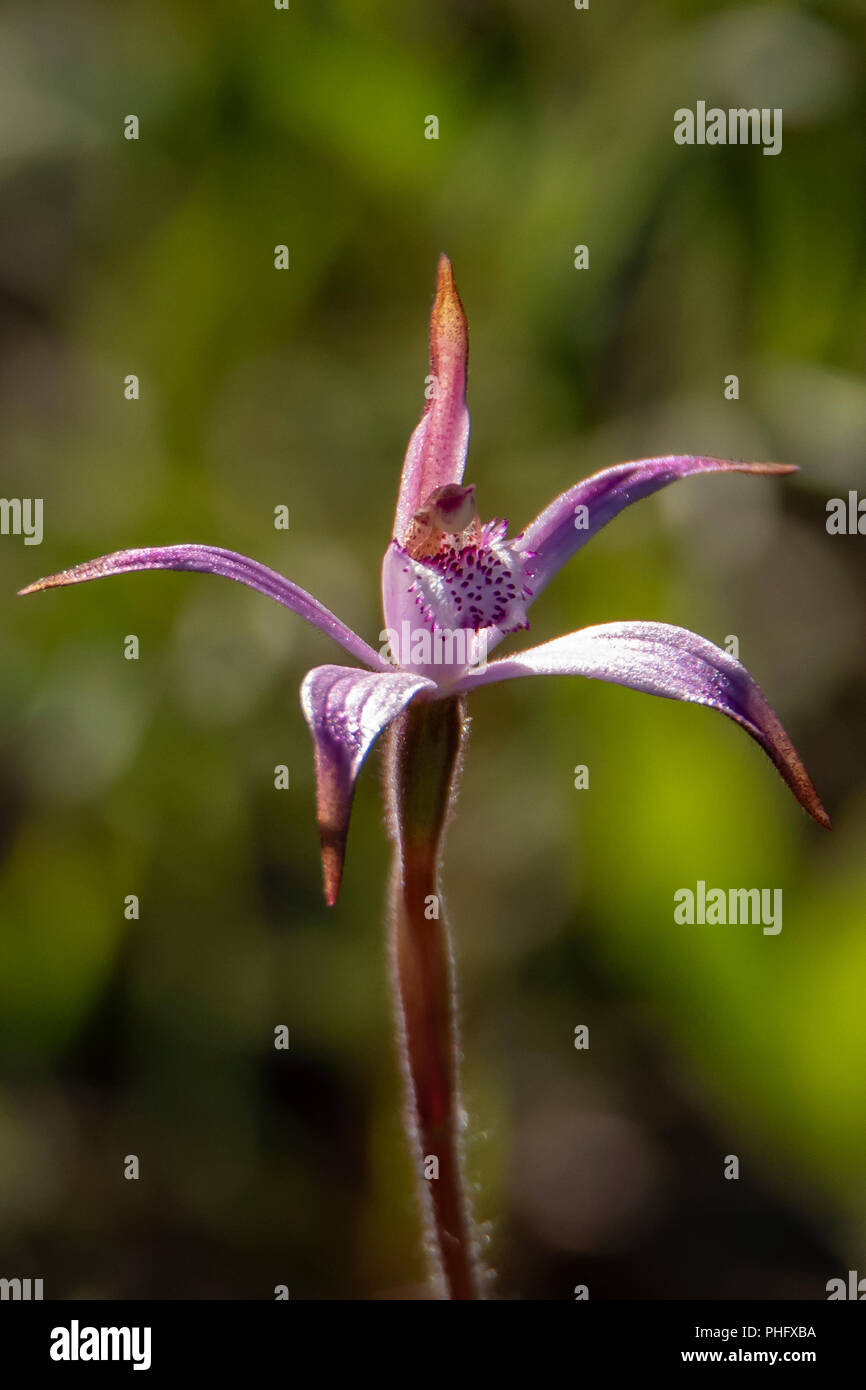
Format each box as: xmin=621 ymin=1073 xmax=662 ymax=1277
xmin=395 ymin=485 xmax=532 ymax=639
xmin=404 ymin=482 xmax=480 ymax=559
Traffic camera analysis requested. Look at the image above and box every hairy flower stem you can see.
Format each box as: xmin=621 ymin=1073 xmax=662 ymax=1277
xmin=384 ymin=694 xmax=483 ymax=1300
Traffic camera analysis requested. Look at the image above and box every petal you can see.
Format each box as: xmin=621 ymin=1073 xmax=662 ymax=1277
xmin=513 ymin=457 xmax=798 ymax=602
xmin=19 ymin=543 xmax=389 ymax=672
xmin=301 ymin=665 xmax=437 ymax=904
xmin=381 ymin=539 xmax=528 ymax=682
xmin=455 ymin=621 xmax=829 ymax=828
xmin=393 ymin=255 xmax=470 ymax=544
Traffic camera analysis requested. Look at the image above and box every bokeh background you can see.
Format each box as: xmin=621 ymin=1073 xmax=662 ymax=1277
xmin=1 ymin=0 xmax=865 ymax=1300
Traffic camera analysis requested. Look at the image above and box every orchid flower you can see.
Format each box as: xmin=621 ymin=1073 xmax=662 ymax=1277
xmin=21 ymin=256 xmax=828 ymax=1301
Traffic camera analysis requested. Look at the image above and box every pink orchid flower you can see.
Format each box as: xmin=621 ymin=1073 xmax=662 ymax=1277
xmin=21 ymin=257 xmax=828 ymax=1299
xmin=22 ymin=255 xmax=828 ymax=903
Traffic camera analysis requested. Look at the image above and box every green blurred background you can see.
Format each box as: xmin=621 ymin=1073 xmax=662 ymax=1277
xmin=1 ymin=0 xmax=865 ymax=1299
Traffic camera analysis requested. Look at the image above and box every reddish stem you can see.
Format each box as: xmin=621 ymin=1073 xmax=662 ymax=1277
xmin=384 ymin=695 xmax=483 ymax=1300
